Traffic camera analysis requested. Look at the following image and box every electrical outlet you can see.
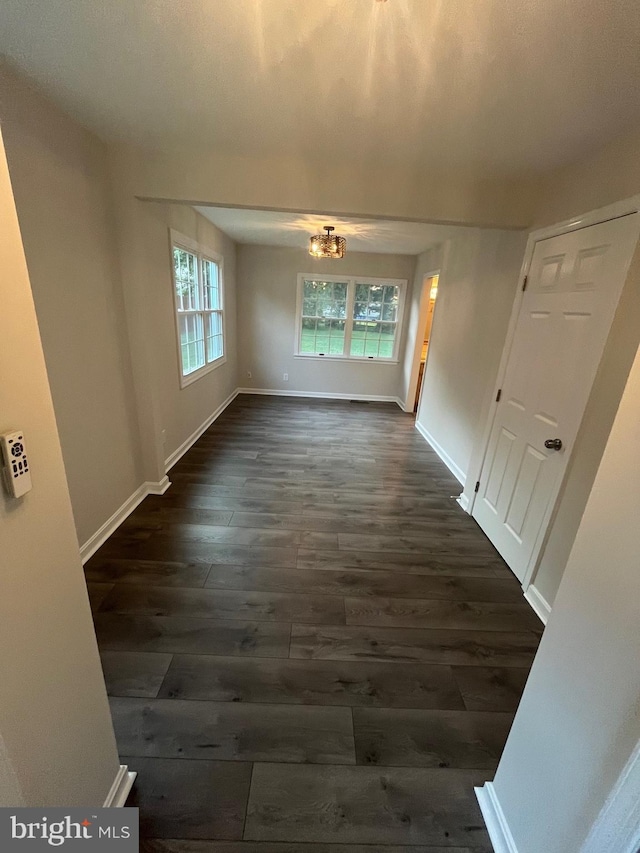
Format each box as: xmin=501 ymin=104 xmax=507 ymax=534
xmin=283 ymin=373 xmax=289 ymax=381
xmin=247 ymin=371 xmax=252 ymax=379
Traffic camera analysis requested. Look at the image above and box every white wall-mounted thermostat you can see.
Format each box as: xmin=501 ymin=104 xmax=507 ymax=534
xmin=1 ymin=430 xmax=32 ymax=498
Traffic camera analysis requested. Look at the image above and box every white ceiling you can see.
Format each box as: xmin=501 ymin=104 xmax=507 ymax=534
xmin=2 ymin=0 xmax=640 ymax=180
xmin=195 ymin=206 xmax=467 ymax=255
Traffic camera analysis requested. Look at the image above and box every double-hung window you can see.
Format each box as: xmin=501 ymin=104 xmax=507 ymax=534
xmin=296 ymin=274 xmax=406 ymax=361
xmin=171 ymin=230 xmax=225 ymax=387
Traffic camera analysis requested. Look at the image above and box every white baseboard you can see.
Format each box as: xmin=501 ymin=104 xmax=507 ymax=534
xmin=457 ymin=492 xmax=471 ymax=513
xmin=103 ymin=764 xmax=137 ymax=808
xmin=79 ymin=476 xmax=169 ymax=564
xmin=80 ymin=386 xmax=238 ymax=562
xmin=414 ymin=420 xmax=466 ymax=486
xmin=524 ymin=583 xmax=551 ymax=625
xmin=164 ymin=389 xmax=239 ymax=472
xmin=236 ymin=388 xmax=403 ymax=404
xmin=145 ymin=475 xmax=171 ymax=496
xmin=475 ymin=782 xmax=519 ymax=853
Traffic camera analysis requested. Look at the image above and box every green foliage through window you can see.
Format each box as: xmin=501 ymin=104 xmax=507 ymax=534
xmin=298 ymin=277 xmax=403 ymax=359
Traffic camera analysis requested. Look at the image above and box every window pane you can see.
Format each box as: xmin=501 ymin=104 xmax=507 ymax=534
xmin=364 ymin=329 xmax=382 ymax=356
xmin=349 ymin=318 xmax=396 ymax=359
xmin=315 ymin=318 xmax=330 ymax=355
xmin=355 ymin=283 xmax=369 ymax=302
xmin=325 ymin=299 xmax=345 ymax=319
xmin=300 ymin=282 xmax=348 ymax=354
xmin=203 ymin=260 xmax=221 ymax=310
xmin=303 ymin=280 xmax=320 ymax=298
xmin=174 ymin=247 xmax=199 ymax=311
xmin=366 ymin=300 xmax=382 ymax=321
xmin=382 ymin=302 xmax=397 ymax=321
xmin=210 ymin=335 xmax=223 ymax=360
xmin=179 ymin=313 xmax=205 ymax=375
xmin=353 ymin=301 xmax=366 ymax=319
xmin=316 ymin=296 xmax=332 ymax=316
xmin=379 ymin=322 xmax=396 ymax=357
xmin=351 ymin=321 xmax=367 ymax=340
xmin=300 ymin=318 xmax=317 ymax=353
xmin=328 ymin=319 xmax=345 ymax=355
xmin=354 ymin=282 xmax=399 ymax=322
xmin=334 ymin=282 xmax=347 ymax=300
xmin=206 ymin=312 xmax=224 ymax=362
xmin=350 ymin=321 xmax=367 ymax=357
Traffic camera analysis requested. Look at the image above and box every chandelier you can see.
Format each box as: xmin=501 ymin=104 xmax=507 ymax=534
xmin=309 ymin=225 xmax=347 ymax=259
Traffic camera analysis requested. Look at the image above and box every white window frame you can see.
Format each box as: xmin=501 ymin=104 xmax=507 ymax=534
xmin=170 ymin=229 xmax=226 ymax=388
xmin=294 ymin=273 xmax=407 ymax=363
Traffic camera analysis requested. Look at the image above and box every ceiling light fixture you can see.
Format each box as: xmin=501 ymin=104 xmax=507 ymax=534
xmin=309 ymin=226 xmax=347 ymax=259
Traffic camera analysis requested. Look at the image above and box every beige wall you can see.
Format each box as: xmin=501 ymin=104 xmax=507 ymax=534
xmin=491 ymin=334 xmax=640 ymax=853
xmin=0 ymin=127 xmax=120 ymax=806
xmin=132 ymin=201 xmax=238 ymax=465
xmin=533 ymin=124 xmax=640 ymax=229
xmin=0 ymin=65 xmax=142 ymax=548
xmin=236 ymin=245 xmax=415 ymax=399
xmin=107 ymin=169 xmax=238 ymax=480
xmin=416 ymin=229 xmax=527 ymax=483
xmin=111 ymin=143 xmax=537 ymax=229
xmin=1 ymin=63 xmax=240 ymax=552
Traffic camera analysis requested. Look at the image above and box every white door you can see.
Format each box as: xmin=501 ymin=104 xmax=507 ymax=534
xmin=473 ymin=214 xmax=640 ymax=583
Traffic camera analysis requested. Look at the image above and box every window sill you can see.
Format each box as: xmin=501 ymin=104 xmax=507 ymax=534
xmin=294 ymin=354 xmax=399 ymax=364
xmin=179 ymin=355 xmax=227 ymax=389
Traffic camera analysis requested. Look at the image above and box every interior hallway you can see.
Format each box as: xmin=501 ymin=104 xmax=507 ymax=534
xmin=85 ymin=395 xmax=542 ymax=849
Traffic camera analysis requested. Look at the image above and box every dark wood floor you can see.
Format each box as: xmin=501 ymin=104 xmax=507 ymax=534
xmin=85 ymin=395 xmax=541 ymax=852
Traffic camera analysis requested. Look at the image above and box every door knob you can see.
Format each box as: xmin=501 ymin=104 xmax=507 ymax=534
xmin=544 ymin=438 xmax=563 ymax=451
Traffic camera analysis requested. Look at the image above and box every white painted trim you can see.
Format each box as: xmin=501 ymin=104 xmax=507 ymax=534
xmin=103 ymin=764 xmax=137 ymax=808
xmin=475 ymin=782 xmax=519 ymax=853
xmin=237 ymin=388 xmax=403 ymax=405
xmin=468 ymin=196 xmax=640 ymax=588
xmin=580 ymin=739 xmax=640 ymax=853
xmin=164 ymin=389 xmax=239 ymax=472
xmin=479 ymin=744 xmax=640 ymax=853
xmin=169 ymin=228 xmax=228 ymax=390
xmin=414 ymin=420 xmax=466 ymax=486
xmin=145 ymin=476 xmax=171 ymax=496
xmin=524 ymin=583 xmax=551 ymax=625
xmin=404 ymin=270 xmax=441 ymax=413
xmin=79 ymin=476 xmax=170 ymax=564
xmin=293 ymin=354 xmax=399 ymax=364
xmin=457 ymin=493 xmax=470 ymax=513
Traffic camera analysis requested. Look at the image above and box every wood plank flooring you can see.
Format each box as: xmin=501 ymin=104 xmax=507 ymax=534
xmin=86 ymin=395 xmax=542 ymax=850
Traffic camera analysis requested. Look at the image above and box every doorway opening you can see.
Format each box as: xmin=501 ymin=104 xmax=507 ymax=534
xmin=411 ymin=273 xmax=439 ymax=414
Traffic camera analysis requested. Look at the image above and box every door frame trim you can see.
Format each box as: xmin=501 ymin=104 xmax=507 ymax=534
xmin=461 ymin=193 xmax=640 ymax=593
xmin=403 ymin=268 xmax=441 ymax=413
